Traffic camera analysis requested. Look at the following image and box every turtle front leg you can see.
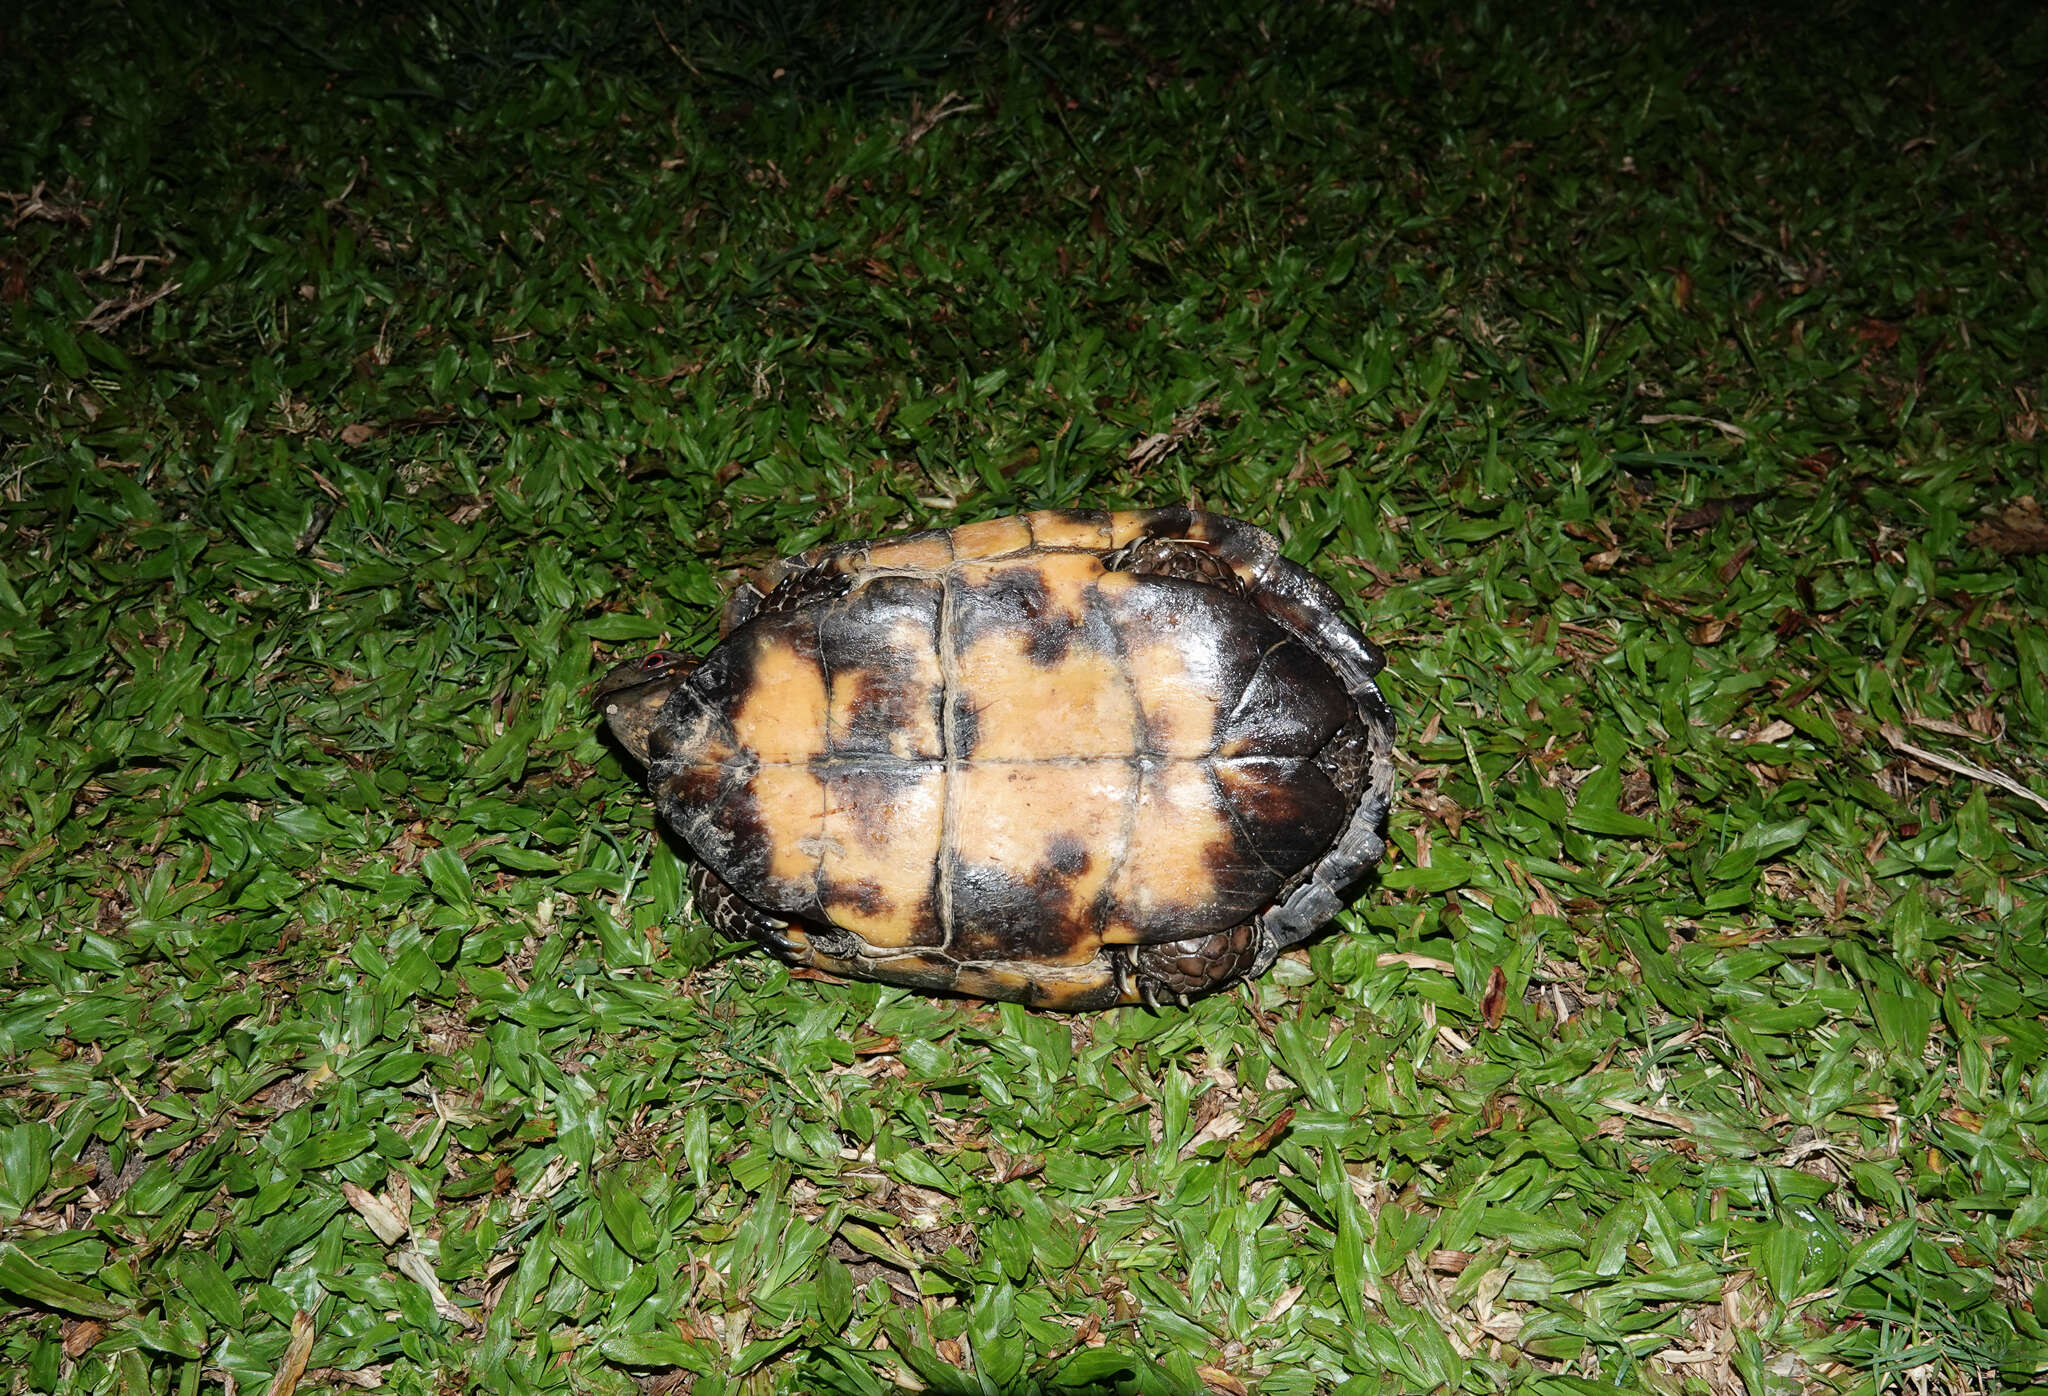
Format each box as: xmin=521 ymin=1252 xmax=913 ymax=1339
xmin=688 ymin=861 xmax=807 ymax=960
xmin=685 ymin=861 xmax=875 ymax=976
xmin=1125 ymin=922 xmax=1265 ymax=1008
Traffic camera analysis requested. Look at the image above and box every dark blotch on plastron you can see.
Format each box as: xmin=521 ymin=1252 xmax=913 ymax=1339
xmin=660 ymin=760 xmax=725 ymax=816
xmin=947 ymin=839 xmax=1098 ymax=959
xmin=953 ymin=564 xmax=1083 ymax=668
xmin=1212 ymin=758 xmax=1345 ymax=885
xmin=1061 ymin=579 xmax=1127 ymax=670
xmin=822 ymin=876 xmax=890 ymax=918
xmin=664 ymin=758 xmax=776 ymax=900
xmin=820 ymin=577 xmax=944 ymax=756
xmin=951 ymin=696 xmax=983 ymax=760
xmin=1216 ymin=638 xmax=1348 ymax=756
xmin=905 ymin=894 xmax=945 ymax=946
xmin=1044 ymin=833 xmax=1088 ymax=879
xmin=836 ymin=670 xmax=908 ymax=756
xmin=1026 ymin=616 xmax=1077 ymax=667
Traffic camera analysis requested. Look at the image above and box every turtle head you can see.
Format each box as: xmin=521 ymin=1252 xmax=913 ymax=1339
xmin=593 ymin=649 xmax=697 ymax=765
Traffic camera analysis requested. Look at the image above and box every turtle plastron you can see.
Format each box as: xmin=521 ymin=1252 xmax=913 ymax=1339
xmin=594 ymin=508 xmax=1396 ymax=1010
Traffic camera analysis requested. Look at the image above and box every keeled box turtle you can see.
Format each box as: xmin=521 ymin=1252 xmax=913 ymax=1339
xmin=595 ymin=507 xmax=1395 ymax=1010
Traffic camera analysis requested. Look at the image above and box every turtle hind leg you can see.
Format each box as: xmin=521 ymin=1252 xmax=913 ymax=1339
xmin=1103 ymin=536 xmax=1246 ymax=597
xmin=1126 ymin=921 xmax=1264 ymax=1008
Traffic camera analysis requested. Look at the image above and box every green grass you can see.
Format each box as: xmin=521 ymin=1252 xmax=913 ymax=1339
xmin=4 ymin=0 xmax=2048 ymax=1392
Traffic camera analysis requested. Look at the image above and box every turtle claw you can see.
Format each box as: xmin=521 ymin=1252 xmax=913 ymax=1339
xmin=1128 ymin=953 xmax=1163 ymax=1013
xmin=756 ymin=919 xmax=807 ymax=962
xmin=1131 ymin=973 xmax=1189 ymax=1013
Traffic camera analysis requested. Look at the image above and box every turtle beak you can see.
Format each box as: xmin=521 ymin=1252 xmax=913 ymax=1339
xmin=592 ymin=651 xmax=696 ymax=766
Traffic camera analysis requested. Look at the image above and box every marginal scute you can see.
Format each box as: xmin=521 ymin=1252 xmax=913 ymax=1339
xmin=1107 ymin=509 xmax=1155 ymax=548
xmin=1025 ymin=508 xmax=1112 ymax=549
xmin=1107 ymin=505 xmax=1212 ymax=549
xmin=950 ymin=515 xmax=1035 ymax=559
xmin=864 ymin=532 xmax=953 ymax=570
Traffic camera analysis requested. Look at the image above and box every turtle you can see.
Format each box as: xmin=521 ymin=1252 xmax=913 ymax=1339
xmin=593 ymin=507 xmax=1396 ymax=1010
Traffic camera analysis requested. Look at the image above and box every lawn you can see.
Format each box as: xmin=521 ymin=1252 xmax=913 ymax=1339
xmin=3 ymin=1 xmax=2047 ymax=1392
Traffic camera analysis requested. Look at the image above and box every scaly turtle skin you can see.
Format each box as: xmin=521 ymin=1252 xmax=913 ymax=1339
xmin=594 ymin=507 xmax=1395 ymax=1010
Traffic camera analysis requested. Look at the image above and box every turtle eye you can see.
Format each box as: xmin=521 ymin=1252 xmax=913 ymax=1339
xmin=642 ymin=650 xmax=675 ymax=670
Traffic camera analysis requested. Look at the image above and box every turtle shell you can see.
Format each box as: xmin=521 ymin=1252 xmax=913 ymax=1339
xmin=605 ymin=508 xmax=1395 ymax=1009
